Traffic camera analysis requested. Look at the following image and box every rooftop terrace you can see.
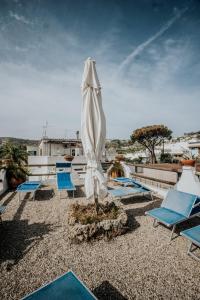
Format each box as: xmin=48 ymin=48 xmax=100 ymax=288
xmin=0 ymin=184 xmax=200 ymax=299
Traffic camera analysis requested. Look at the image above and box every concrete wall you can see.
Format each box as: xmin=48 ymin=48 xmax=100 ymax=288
xmin=138 ymin=167 xmax=178 ymax=183
xmin=28 ymin=155 xmax=86 ymax=182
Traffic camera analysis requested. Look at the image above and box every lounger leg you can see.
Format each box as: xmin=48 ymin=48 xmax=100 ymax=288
xmin=153 ymin=219 xmax=159 ymax=228
xmin=170 ymin=224 xmax=177 ymax=241
xmin=187 ymin=242 xmax=200 ymax=261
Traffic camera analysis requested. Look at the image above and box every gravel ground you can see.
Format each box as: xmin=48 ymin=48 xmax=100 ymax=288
xmin=0 ymin=185 xmax=200 ymax=300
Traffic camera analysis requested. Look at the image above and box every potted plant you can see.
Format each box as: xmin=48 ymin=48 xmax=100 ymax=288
xmin=108 ymin=160 xmax=125 ymax=178
xmin=64 ymin=154 xmax=74 ymax=162
xmin=0 ymin=141 xmax=28 ymax=189
xmin=181 ymin=152 xmax=196 ymax=167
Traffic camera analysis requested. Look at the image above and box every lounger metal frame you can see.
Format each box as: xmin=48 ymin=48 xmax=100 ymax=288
xmin=187 ymin=242 xmax=200 ymax=261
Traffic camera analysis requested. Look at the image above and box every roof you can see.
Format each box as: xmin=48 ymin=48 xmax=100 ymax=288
xmin=40 ymin=138 xmax=82 ymax=145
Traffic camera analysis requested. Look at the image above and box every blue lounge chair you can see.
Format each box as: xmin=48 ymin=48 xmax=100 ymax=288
xmin=108 ymin=185 xmax=153 ymax=200
xmin=112 ymin=177 xmax=140 ymax=187
xmin=145 ymin=189 xmax=200 ymax=241
xmin=17 ymin=181 xmax=41 ymax=201
xmin=21 ymin=270 xmax=97 ymax=300
xmin=110 ymin=177 xmax=153 ymax=200
xmin=56 ymin=172 xmax=76 ymax=198
xmin=181 ymin=225 xmax=200 ymax=261
xmin=56 ymin=162 xmax=76 ymax=199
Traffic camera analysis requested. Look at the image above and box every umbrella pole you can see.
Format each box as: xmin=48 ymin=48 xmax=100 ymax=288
xmin=94 ymin=177 xmax=100 ymax=214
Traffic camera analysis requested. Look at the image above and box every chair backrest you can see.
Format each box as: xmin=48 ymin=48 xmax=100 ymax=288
xmin=161 ymin=189 xmax=197 ymax=217
xmin=56 ymin=162 xmax=72 ymax=168
xmin=57 ymin=172 xmax=74 ymax=188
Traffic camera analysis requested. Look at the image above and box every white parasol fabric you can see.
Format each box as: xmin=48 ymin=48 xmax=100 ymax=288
xmin=81 ymin=57 xmax=107 ymax=200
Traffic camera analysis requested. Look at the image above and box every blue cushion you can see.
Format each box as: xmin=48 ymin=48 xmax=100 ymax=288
xmin=57 ymin=173 xmax=76 ymax=191
xmin=22 ymin=271 xmax=96 ymax=300
xmin=108 ymin=189 xmax=128 ymax=197
xmin=17 ymin=182 xmax=41 ymax=191
xmin=146 ymin=207 xmax=186 ymax=226
xmin=181 ymin=225 xmax=200 ymax=247
xmin=162 ymin=190 xmax=197 ymax=218
xmin=108 ymin=186 xmax=150 ymax=197
xmin=114 ymin=177 xmax=141 ymax=188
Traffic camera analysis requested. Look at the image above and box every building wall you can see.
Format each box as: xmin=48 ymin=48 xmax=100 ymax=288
xmin=27 ymin=145 xmax=39 ymax=156
xmin=39 ymin=141 xmax=83 ymax=156
xmin=28 ymin=155 xmax=86 ymax=182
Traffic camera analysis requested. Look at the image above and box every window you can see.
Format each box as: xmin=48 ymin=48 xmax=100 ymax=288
xmin=71 ymin=149 xmax=75 ymax=156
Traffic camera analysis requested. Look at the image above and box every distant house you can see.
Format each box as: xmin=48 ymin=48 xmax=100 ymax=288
xmin=27 ymin=145 xmax=39 ymax=156
xmin=38 ymin=138 xmax=83 ymax=157
xmin=188 ymin=141 xmax=200 ymax=157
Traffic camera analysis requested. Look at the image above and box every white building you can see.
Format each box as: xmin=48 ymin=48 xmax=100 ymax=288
xmin=27 ymin=145 xmax=39 ymax=156
xmin=38 ymin=138 xmax=83 ymax=157
xmin=188 ymin=141 xmax=200 ymax=157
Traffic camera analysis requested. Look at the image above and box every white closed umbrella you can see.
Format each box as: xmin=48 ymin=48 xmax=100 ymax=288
xmin=81 ymin=57 xmax=107 ymax=203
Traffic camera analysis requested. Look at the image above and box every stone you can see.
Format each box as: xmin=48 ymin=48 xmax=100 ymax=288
xmin=67 ymin=202 xmax=128 ymax=243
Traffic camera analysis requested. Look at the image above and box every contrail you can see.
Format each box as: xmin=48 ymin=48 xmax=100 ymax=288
xmin=117 ymin=7 xmax=188 ymax=73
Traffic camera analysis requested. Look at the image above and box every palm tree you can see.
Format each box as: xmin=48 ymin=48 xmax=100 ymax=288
xmin=0 ymin=141 xmax=29 ymax=188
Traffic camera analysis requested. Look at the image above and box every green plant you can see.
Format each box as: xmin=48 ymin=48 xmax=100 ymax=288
xmin=160 ymin=153 xmax=172 ymax=163
xmin=70 ymin=202 xmax=120 ymax=225
xmin=131 ymin=125 xmax=172 ymax=164
xmin=0 ymin=141 xmax=29 ymax=188
xmin=108 ymin=161 xmax=124 ymax=178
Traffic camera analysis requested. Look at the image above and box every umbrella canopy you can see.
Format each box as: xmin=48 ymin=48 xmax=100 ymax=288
xmin=81 ymin=57 xmax=107 ymax=200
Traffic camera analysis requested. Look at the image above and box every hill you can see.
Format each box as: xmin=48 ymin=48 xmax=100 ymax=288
xmin=0 ymin=137 xmax=39 ymax=146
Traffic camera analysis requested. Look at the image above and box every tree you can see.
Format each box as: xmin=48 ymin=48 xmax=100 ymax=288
xmin=130 ymin=125 xmax=172 ymax=164
xmin=0 ymin=141 xmax=28 ymax=188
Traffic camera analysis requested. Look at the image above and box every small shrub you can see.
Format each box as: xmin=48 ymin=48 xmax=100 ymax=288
xmin=69 ymin=202 xmax=120 ymax=225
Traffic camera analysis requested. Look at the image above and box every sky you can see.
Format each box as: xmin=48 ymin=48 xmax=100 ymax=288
xmin=0 ymin=0 xmax=200 ymax=140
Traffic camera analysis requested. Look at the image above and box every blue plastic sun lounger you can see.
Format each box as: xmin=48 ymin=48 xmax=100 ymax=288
xmin=21 ymin=270 xmax=97 ymax=300
xmin=181 ymin=225 xmax=200 ymax=261
xmin=108 ymin=185 xmax=153 ymax=200
xmin=112 ymin=177 xmax=141 ymax=187
xmin=17 ymin=181 xmax=41 ymax=201
xmin=145 ymin=189 xmax=200 ymax=241
xmin=56 ymin=172 xmax=76 ymax=198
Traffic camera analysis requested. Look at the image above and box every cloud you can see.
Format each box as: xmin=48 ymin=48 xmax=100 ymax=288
xmin=9 ymin=11 xmax=33 ymax=25
xmin=0 ymin=2 xmax=199 ymax=140
xmin=117 ymin=6 xmax=189 ymax=74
